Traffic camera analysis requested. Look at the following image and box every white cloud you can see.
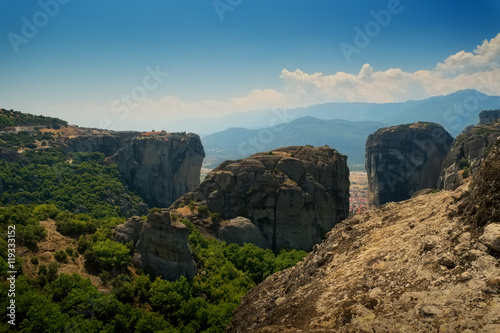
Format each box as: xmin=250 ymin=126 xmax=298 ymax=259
xmin=59 ymin=33 xmax=500 ymax=131
xmin=279 ymin=33 xmax=500 ymax=104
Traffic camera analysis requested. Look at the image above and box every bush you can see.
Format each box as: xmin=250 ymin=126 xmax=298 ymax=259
xmin=54 ymin=250 xmax=67 ymax=262
xmin=458 ymin=158 xmax=470 ymax=169
xmin=210 ymin=212 xmax=222 ymax=222
xmin=462 ymin=167 xmax=470 ymax=179
xmin=197 ymin=205 xmax=210 ymax=218
xmin=17 ymin=224 xmax=47 ymax=246
xmin=31 ymin=256 xmax=39 ymax=265
xmin=85 ymin=239 xmax=131 ymax=271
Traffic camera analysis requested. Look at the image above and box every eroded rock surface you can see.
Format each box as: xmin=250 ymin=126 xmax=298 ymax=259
xmin=175 ymin=146 xmax=349 ymax=251
xmin=439 ymin=117 xmax=500 ymax=190
xmin=366 ymin=122 xmax=453 ymax=207
xmin=117 ymin=133 xmax=205 ymax=208
xmin=132 ymin=209 xmax=197 ymax=280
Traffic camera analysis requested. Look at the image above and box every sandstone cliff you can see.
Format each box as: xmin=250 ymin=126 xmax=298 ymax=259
xmin=175 ymin=146 xmax=350 ymax=251
xmin=228 ymin=138 xmax=500 ymax=333
xmin=123 ymin=210 xmax=197 ymax=280
xmin=366 ymin=122 xmax=453 ymax=207
xmin=439 ymin=118 xmax=500 ymax=190
xmin=116 ymin=133 xmax=205 ymax=208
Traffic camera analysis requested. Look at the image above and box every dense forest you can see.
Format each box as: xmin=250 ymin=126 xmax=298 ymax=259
xmin=0 ymin=129 xmax=306 ymax=332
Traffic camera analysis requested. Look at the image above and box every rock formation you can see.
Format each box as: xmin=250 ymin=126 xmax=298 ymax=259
xmin=439 ymin=117 xmax=500 ymax=191
xmin=117 ymin=133 xmax=205 ymax=208
xmin=62 ymin=131 xmax=138 ymax=156
xmin=228 ymin=138 xmax=500 ymax=333
xmin=113 ymin=216 xmax=144 ymax=245
xmin=175 ymin=146 xmax=349 ymax=251
xmin=479 ymin=109 xmax=500 ymax=125
xmin=131 ymin=209 xmax=197 ymax=280
xmin=366 ymin=122 xmax=453 ymax=207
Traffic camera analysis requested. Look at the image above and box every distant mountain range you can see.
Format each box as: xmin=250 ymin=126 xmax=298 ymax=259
xmin=200 ymin=90 xmax=500 ymax=170
xmin=186 ymin=89 xmax=500 ymax=136
xmin=203 ymin=117 xmax=386 ymax=170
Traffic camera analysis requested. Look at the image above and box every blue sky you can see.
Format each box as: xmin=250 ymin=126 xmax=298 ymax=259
xmin=0 ymin=0 xmax=499 ymax=130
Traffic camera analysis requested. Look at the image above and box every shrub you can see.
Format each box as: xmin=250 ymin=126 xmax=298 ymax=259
xmin=31 ymin=256 xmax=39 ymax=265
xmin=85 ymin=239 xmax=131 ymax=271
xmin=458 ymin=158 xmax=470 ymax=169
xmin=197 ymin=205 xmax=210 ymax=218
xmin=54 ymin=250 xmax=67 ymax=262
xmin=210 ymin=212 xmax=222 ymax=222
xmin=462 ymin=167 xmax=470 ymax=179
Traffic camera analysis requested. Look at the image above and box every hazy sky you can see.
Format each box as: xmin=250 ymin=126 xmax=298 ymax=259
xmin=1 ymin=0 xmax=499 ymax=131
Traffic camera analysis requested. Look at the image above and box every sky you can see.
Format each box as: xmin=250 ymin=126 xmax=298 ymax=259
xmin=0 ymin=0 xmax=499 ymax=131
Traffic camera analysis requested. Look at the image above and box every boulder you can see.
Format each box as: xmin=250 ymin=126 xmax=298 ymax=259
xmin=218 ymin=217 xmax=266 ymax=248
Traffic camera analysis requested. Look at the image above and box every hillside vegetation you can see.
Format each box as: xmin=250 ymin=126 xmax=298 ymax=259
xmin=0 ymin=119 xmax=306 ymax=332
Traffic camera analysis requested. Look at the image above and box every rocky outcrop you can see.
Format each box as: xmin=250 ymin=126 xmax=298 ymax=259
xmin=479 ymin=109 xmax=500 ymax=125
xmin=117 ymin=133 xmax=205 ymax=208
xmin=458 ymin=137 xmax=500 ymax=227
xmin=228 ymin=142 xmax=500 ymax=333
xmin=175 ymin=146 xmax=349 ymax=251
xmin=366 ymin=122 xmax=453 ymax=207
xmin=439 ymin=118 xmax=500 ymax=190
xmin=132 ymin=209 xmax=197 ymax=280
xmin=113 ymin=216 xmax=144 ymax=245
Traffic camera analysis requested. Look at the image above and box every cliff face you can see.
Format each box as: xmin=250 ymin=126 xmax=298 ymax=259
xmin=439 ymin=118 xmax=500 ymax=191
xmin=479 ymin=109 xmax=500 ymax=125
xmin=128 ymin=210 xmax=197 ymax=280
xmin=228 ymin=139 xmax=500 ymax=333
xmin=366 ymin=122 xmax=453 ymax=207
xmin=117 ymin=134 xmax=205 ymax=208
xmin=175 ymin=146 xmax=349 ymax=251
xmin=62 ymin=131 xmax=138 ymax=156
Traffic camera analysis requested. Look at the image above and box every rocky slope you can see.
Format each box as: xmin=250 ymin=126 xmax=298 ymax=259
xmin=439 ymin=117 xmax=500 ymax=190
xmin=228 ymin=138 xmax=500 ymax=333
xmin=115 ymin=210 xmax=197 ymax=280
xmin=366 ymin=122 xmax=453 ymax=207
xmin=116 ymin=133 xmax=205 ymax=208
xmin=174 ymin=146 xmax=350 ymax=251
